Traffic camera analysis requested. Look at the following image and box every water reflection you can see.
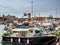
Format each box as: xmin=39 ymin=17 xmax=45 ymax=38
xmin=1 ymin=42 xmax=20 ymax=45
xmin=1 ymin=42 xmax=31 ymax=45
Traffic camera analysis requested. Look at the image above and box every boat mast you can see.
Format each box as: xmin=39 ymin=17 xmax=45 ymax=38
xmin=39 ymin=12 xmax=40 ymax=17
xmin=56 ymin=8 xmax=57 ymax=18
xmin=31 ymin=1 xmax=33 ymax=18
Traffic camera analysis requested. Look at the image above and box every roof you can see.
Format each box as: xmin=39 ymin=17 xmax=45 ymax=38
xmin=12 ymin=28 xmax=30 ymax=31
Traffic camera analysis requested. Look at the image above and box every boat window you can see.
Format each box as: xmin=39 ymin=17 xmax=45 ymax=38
xmin=35 ymin=30 xmax=40 ymax=34
xmin=31 ymin=30 xmax=33 ymax=33
xmin=7 ymin=24 xmax=9 ymax=26
xmin=13 ymin=31 xmax=17 ymax=33
xmin=49 ymin=27 xmax=55 ymax=31
xmin=58 ymin=28 xmax=60 ymax=30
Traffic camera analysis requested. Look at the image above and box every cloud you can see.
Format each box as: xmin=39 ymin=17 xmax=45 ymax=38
xmin=0 ymin=0 xmax=60 ymax=17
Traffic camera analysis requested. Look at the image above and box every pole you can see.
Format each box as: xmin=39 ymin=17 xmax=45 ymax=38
xmin=31 ymin=1 xmax=33 ymax=17
xmin=39 ymin=12 xmax=40 ymax=17
xmin=56 ymin=8 xmax=57 ymax=18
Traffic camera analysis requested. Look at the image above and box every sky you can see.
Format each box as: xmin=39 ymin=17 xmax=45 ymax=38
xmin=0 ymin=0 xmax=60 ymax=18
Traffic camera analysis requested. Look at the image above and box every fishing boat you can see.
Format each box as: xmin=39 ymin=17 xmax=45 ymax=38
xmin=2 ymin=21 xmax=56 ymax=45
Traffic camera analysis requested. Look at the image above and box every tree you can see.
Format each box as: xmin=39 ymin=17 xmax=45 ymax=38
xmin=55 ymin=30 xmax=60 ymax=45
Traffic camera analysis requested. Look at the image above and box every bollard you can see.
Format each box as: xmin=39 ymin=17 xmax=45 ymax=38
xmin=27 ymin=39 xmax=29 ymax=44
xmin=18 ymin=38 xmax=20 ymax=42
xmin=11 ymin=38 xmax=13 ymax=42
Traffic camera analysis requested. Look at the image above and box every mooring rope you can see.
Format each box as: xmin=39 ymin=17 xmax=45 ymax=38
xmin=42 ymin=38 xmax=56 ymax=45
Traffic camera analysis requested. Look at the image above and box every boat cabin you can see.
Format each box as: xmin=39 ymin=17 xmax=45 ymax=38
xmin=11 ymin=28 xmax=43 ymax=37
